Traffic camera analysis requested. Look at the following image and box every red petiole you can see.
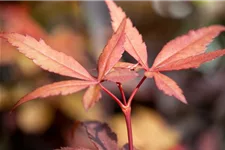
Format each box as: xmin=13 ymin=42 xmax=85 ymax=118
xmin=100 ymin=76 xmax=147 ymax=150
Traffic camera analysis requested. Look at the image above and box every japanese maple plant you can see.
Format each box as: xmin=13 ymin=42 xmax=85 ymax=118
xmin=1 ymin=0 xmax=225 ymax=150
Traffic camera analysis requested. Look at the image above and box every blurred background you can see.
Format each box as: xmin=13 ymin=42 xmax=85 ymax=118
xmin=0 ymin=1 xmax=225 ymax=150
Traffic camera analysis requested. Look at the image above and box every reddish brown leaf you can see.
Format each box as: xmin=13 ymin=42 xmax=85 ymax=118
xmin=83 ymin=85 xmax=102 ymax=110
xmin=153 ymin=49 xmax=225 ymax=71
xmin=11 ymin=80 xmax=97 ymax=111
xmin=98 ymin=18 xmax=126 ymax=80
xmin=0 ymin=33 xmax=94 ymax=81
xmin=152 ymin=72 xmax=186 ymax=104
xmin=83 ymin=121 xmax=119 ymax=150
xmin=104 ymin=68 xmax=138 ymax=83
xmin=105 ymin=0 xmax=148 ymax=69
xmin=152 ymin=25 xmax=225 ymax=70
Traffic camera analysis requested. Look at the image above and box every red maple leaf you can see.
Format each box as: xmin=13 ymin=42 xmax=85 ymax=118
xmin=106 ymin=0 xmax=225 ymax=103
xmin=0 ymin=17 xmax=129 ymax=111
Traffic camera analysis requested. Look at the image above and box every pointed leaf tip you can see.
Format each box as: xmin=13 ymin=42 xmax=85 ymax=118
xmin=11 ymin=80 xmax=97 ymax=112
xmin=153 ymin=72 xmax=187 ymax=104
xmin=105 ymin=0 xmax=148 ymax=69
xmin=98 ymin=18 xmax=126 ymax=80
xmin=154 ymin=49 xmax=225 ymax=71
xmin=152 ymin=25 xmax=225 ymax=71
xmin=1 ymin=33 xmax=94 ymax=81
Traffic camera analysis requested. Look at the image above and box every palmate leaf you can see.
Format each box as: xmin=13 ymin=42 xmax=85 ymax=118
xmin=0 ymin=13 xmax=129 ymax=111
xmin=144 ymin=25 xmax=225 ymax=103
xmin=105 ymin=0 xmax=148 ymax=69
xmin=98 ymin=18 xmax=126 ymax=80
xmin=11 ymin=80 xmax=98 ymax=111
xmin=151 ymin=25 xmax=225 ymax=70
xmin=0 ymin=33 xmax=94 ymax=81
xmin=145 ymin=72 xmax=186 ymax=104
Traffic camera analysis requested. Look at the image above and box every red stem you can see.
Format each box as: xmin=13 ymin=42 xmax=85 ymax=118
xmin=117 ymin=82 xmax=127 ymax=105
xmin=100 ymin=76 xmax=147 ymax=150
xmin=122 ymin=106 xmax=133 ymax=150
xmin=127 ymin=76 xmax=147 ymax=107
xmin=99 ymin=83 xmax=125 ymax=109
xmin=123 ymin=76 xmax=146 ymax=150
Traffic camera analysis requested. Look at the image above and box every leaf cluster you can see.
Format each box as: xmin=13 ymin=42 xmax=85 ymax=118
xmin=0 ymin=0 xmax=225 ymax=149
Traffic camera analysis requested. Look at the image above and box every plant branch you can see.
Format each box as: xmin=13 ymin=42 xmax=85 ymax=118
xmin=116 ymin=82 xmax=127 ymax=105
xmin=122 ymin=106 xmax=133 ymax=150
xmin=127 ymin=76 xmax=147 ymax=107
xmin=100 ymin=76 xmax=146 ymax=150
xmin=99 ymin=83 xmax=125 ymax=109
